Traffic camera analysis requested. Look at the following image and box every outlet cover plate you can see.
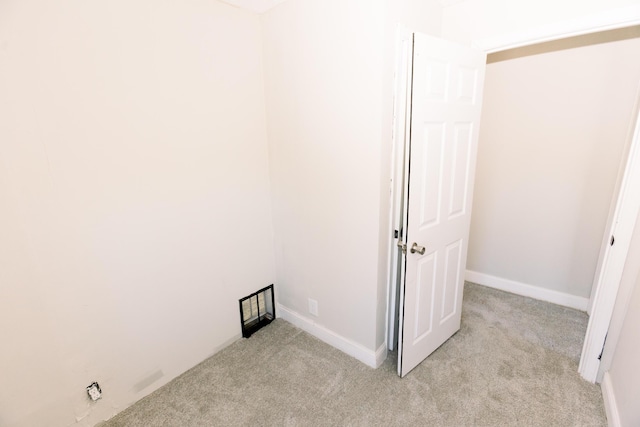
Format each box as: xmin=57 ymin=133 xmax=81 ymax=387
xmin=87 ymin=382 xmax=102 ymax=401
xmin=308 ymin=298 xmax=318 ymax=316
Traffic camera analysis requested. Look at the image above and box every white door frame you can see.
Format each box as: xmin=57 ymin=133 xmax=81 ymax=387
xmin=580 ymin=89 xmax=640 ymax=382
xmin=386 ymin=5 xmax=640 ymax=382
xmin=386 ymin=27 xmax=414 ymax=352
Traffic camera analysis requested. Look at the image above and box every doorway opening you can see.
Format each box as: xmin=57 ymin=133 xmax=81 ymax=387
xmin=387 ymin=23 xmax=640 ymax=381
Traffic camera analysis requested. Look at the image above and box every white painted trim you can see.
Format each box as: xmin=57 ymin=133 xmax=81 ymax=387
xmin=601 ymin=372 xmax=622 ymax=427
xmin=580 ymin=97 xmax=640 ymax=383
xmin=474 ymin=4 xmax=640 ymax=53
xmin=597 ymin=85 xmax=640 ymax=383
xmin=277 ymin=304 xmax=384 ymax=368
xmin=465 ymin=270 xmax=589 ymax=311
xmin=375 ymin=342 xmax=388 ymax=369
xmin=395 ymin=32 xmax=414 ymax=375
xmin=386 ymin=25 xmax=414 ymax=353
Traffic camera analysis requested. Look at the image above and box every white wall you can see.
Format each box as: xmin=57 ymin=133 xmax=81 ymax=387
xmin=603 ymin=211 xmax=640 ymax=427
xmin=6 ymin=0 xmax=637 ymax=424
xmin=467 ymin=33 xmax=640 ymax=299
xmin=261 ymin=0 xmax=442 ymax=355
xmin=261 ymin=0 xmax=386 ymax=353
xmin=442 ymin=0 xmax=640 ymax=46
xmin=0 ymin=1 xmax=275 ymax=426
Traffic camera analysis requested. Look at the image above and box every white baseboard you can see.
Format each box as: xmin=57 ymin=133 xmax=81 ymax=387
xmin=601 ymin=372 xmax=621 ymax=427
xmin=277 ymin=304 xmax=386 ymax=369
xmin=465 ymin=270 xmax=590 ymax=311
xmin=375 ymin=341 xmax=388 ymax=368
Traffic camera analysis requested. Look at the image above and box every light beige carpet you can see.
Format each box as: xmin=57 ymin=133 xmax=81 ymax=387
xmin=100 ymin=283 xmax=606 ymax=426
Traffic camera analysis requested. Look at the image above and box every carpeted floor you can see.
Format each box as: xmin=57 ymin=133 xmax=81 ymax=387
xmin=100 ymin=283 xmax=606 ymax=426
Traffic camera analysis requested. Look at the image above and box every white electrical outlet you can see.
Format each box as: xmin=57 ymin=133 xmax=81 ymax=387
xmin=308 ymin=298 xmax=318 ymax=316
xmin=86 ymin=382 xmax=102 ymax=401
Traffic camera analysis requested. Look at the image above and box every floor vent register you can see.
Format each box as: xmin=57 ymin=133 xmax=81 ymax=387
xmin=239 ymin=284 xmax=275 ymax=338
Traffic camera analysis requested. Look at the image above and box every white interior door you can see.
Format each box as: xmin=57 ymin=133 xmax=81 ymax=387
xmin=398 ymin=33 xmax=486 ymax=377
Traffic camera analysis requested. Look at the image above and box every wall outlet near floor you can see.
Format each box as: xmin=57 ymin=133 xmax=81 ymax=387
xmin=86 ymin=382 xmax=102 ymax=401
xmin=308 ymin=298 xmax=318 ymax=316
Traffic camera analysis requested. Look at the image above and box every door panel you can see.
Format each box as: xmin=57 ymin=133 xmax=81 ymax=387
xmin=441 ymin=239 xmax=462 ymax=323
xmin=450 ymin=124 xmax=472 ymax=218
xmin=414 ymin=252 xmax=436 ymax=341
xmin=419 ymin=124 xmax=445 ymax=227
xmin=398 ymin=32 xmax=486 ymax=377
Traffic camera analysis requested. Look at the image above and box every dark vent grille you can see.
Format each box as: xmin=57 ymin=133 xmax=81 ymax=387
xmin=239 ymin=284 xmax=275 ymax=338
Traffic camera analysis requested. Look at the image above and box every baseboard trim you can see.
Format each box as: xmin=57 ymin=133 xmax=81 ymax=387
xmin=375 ymin=342 xmax=388 ymax=368
xmin=601 ymin=372 xmax=621 ymax=427
xmin=277 ymin=304 xmax=385 ymax=368
xmin=465 ymin=270 xmax=590 ymax=311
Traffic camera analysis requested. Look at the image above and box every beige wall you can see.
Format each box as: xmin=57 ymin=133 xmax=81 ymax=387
xmin=468 ymin=33 xmax=640 ymax=298
xmin=0 ymin=1 xmax=275 ymax=426
xmin=605 ymin=211 xmax=640 ymax=426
